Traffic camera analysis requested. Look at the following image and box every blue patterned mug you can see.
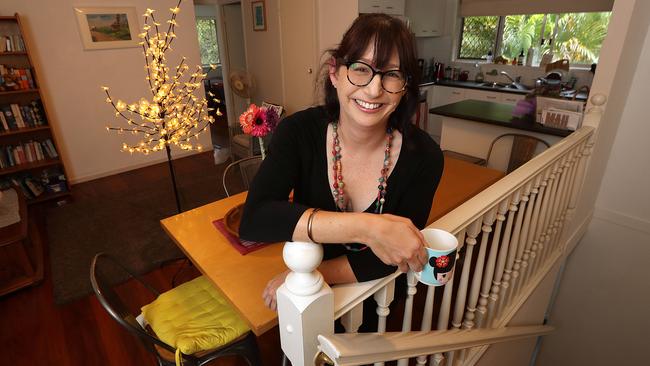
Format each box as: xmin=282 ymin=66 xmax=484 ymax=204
xmin=415 ymin=229 xmax=458 ymax=286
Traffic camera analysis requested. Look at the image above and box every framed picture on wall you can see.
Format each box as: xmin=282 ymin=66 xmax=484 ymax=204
xmin=252 ymin=1 xmax=266 ymax=31
xmin=74 ymin=7 xmax=140 ymax=50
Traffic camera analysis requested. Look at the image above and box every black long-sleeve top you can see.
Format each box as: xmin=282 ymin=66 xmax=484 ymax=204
xmin=239 ymin=106 xmax=444 ymax=281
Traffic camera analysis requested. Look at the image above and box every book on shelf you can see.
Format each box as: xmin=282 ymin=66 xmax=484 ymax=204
xmin=0 ymin=34 xmax=25 ymax=53
xmin=0 ymin=100 xmax=47 ymax=130
xmin=43 ymin=139 xmax=58 ymax=158
xmin=0 ymin=105 xmax=16 ymax=129
xmin=10 ymin=103 xmax=24 ymax=127
xmin=0 ymin=111 xmax=8 ymax=131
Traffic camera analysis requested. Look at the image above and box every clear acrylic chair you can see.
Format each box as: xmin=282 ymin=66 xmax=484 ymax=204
xmin=222 ymin=155 xmax=263 ymax=197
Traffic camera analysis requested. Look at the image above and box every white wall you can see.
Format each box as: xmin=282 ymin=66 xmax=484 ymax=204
xmin=241 ymin=0 xmax=283 ymax=106
xmin=536 ymin=8 xmax=650 ymax=365
xmin=0 ymin=0 xmax=208 ymax=183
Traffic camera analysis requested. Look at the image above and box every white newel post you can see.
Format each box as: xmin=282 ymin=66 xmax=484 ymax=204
xmin=277 ymin=241 xmax=334 ymax=366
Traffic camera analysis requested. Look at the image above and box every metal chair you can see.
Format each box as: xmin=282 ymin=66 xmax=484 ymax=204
xmin=222 ymin=155 xmax=263 ymax=197
xmin=485 ymin=133 xmax=550 ymax=173
xmin=90 ymin=253 xmax=262 ymax=366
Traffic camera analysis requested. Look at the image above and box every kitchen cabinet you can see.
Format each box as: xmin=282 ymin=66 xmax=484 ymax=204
xmin=405 ymin=0 xmax=445 ymax=37
xmin=427 ymin=86 xmax=464 ymax=140
xmin=359 ymin=0 xmax=405 ymax=15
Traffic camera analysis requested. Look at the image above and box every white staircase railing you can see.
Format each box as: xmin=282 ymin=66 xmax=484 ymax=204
xmin=278 ymin=95 xmax=605 ymax=366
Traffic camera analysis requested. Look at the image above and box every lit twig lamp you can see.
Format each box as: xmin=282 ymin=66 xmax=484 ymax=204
xmin=103 ymin=0 xmax=221 ymax=213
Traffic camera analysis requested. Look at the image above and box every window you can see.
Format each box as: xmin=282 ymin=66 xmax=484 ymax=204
xmin=195 ymin=17 xmax=220 ymax=66
xmin=458 ymin=12 xmax=611 ymax=66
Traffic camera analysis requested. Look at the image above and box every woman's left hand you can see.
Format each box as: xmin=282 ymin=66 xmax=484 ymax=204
xmin=262 ymin=270 xmax=290 ymax=311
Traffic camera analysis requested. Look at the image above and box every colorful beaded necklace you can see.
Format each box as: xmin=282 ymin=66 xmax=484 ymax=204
xmin=331 ymin=121 xmax=393 ymax=214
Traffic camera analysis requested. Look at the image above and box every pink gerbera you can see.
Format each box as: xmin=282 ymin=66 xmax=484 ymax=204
xmin=239 ymin=104 xmax=258 ymax=134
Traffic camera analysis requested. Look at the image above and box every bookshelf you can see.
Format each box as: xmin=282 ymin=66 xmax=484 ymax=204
xmin=0 ymin=13 xmax=71 ymax=204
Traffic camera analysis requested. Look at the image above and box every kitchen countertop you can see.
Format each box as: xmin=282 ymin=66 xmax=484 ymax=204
xmin=428 ymin=99 xmax=572 ymax=138
xmin=419 ymin=79 xmax=589 ymax=101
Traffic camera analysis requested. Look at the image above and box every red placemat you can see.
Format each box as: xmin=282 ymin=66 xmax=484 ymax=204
xmin=212 ymin=219 xmax=270 ymax=255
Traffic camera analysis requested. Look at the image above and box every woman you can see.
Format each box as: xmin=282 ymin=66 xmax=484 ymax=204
xmin=239 ymin=13 xmax=444 ymax=313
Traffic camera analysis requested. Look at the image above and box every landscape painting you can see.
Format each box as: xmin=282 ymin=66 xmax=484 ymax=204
xmin=86 ymin=13 xmax=132 ymax=42
xmin=74 ymin=7 xmax=140 ymax=50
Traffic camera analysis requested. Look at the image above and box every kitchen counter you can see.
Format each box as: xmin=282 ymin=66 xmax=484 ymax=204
xmin=420 ymin=79 xmax=589 ymax=101
xmin=429 ymin=99 xmax=572 ymax=137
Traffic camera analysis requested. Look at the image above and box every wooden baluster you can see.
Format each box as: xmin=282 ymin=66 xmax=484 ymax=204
xmin=554 ymin=147 xmax=581 ymax=250
xmin=529 ymin=169 xmax=552 ymax=278
xmin=277 ymin=241 xmax=333 ymax=366
xmin=496 ymin=186 xmax=528 ymax=321
xmin=560 ymin=148 xmax=580 ymax=224
xmin=565 ymin=138 xmax=593 ymax=226
xmin=477 ymin=200 xmax=509 ymax=328
xmin=557 ymin=148 xmax=581 ymax=243
xmin=340 ymin=302 xmax=363 ymax=333
xmin=432 ymin=249 xmax=459 ymax=366
xmin=547 ymin=157 xmax=569 ymax=259
xmin=539 ymin=162 xmax=561 ymax=266
xmin=416 ymin=286 xmax=436 ymax=366
xmin=463 ymin=210 xmax=496 ymax=330
xmin=506 ymin=181 xmax=535 ymax=305
xmin=486 ymin=191 xmax=519 ymax=327
xmin=373 ymin=279 xmax=395 ymax=366
xmin=458 ymin=211 xmax=496 ymax=363
xmin=549 ymin=154 xmax=574 ymax=256
xmin=515 ymin=175 xmax=543 ymax=297
xmin=397 ymin=272 xmax=419 ymax=366
xmin=448 ymin=221 xmax=480 ymax=365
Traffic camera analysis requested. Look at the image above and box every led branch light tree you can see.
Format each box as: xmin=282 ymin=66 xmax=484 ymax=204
xmin=103 ymin=1 xmax=221 ymax=213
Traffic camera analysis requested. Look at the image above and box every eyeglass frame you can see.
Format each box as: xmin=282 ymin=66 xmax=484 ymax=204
xmin=343 ymin=60 xmax=410 ymax=94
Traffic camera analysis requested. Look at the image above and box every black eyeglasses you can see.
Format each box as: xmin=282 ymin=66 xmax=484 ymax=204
xmin=345 ymin=60 xmax=408 ymax=94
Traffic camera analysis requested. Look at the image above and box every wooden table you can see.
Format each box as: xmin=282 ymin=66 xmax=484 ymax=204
xmin=161 ymin=157 xmax=504 ymax=335
xmin=427 ymin=156 xmax=504 ymax=224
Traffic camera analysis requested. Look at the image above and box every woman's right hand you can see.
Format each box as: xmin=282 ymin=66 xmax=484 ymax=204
xmin=363 ymin=214 xmax=428 ymax=273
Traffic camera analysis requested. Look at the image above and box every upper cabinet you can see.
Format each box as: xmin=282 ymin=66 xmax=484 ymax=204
xmin=405 ymin=0 xmax=445 ymax=37
xmin=359 ymin=0 xmax=406 ymax=15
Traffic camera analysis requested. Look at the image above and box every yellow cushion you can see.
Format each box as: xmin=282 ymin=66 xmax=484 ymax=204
xmin=141 ymin=276 xmax=250 ymax=356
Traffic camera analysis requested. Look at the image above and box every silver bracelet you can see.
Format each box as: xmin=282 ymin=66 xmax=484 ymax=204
xmin=307 ymin=208 xmax=321 ymax=244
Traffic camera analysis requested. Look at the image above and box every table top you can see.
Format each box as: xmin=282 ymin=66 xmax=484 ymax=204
xmin=161 ymin=157 xmax=504 ymax=336
xmin=429 ymin=99 xmax=572 ymax=137
xmin=427 ymin=156 xmax=504 ymax=224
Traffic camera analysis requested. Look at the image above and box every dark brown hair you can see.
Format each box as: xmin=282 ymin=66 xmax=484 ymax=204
xmin=322 ymin=13 xmax=420 ymax=131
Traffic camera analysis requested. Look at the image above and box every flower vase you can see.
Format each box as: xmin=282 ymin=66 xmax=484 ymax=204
xmin=258 ymin=136 xmax=266 ymax=160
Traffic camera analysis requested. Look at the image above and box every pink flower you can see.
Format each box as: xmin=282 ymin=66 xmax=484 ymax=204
xmin=239 ymin=104 xmax=280 ymax=137
xmin=239 ymin=104 xmax=258 ymax=134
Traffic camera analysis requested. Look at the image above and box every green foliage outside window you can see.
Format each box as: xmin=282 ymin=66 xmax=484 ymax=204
xmin=459 ymin=16 xmax=499 ymax=59
xmin=459 ymin=12 xmax=611 ymax=65
xmin=196 ymin=18 xmax=220 ymax=66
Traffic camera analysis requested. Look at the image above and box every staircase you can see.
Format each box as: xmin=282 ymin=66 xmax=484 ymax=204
xmin=275 ymin=94 xmax=605 ymax=366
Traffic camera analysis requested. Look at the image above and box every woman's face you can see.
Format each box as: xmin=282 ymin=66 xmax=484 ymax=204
xmin=329 ymin=44 xmax=405 ymax=130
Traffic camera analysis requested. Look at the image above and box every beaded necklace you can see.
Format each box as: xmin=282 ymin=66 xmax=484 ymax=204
xmin=331 ymin=121 xmax=393 ymax=214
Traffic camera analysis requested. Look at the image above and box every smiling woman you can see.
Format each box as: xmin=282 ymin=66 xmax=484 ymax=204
xmin=238 ymin=13 xmax=444 ymax=329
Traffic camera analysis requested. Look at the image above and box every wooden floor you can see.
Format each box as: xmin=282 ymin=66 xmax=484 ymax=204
xmin=0 ymin=153 xmax=284 ymax=366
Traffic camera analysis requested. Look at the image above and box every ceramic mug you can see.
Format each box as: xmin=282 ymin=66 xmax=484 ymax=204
xmin=415 ymin=229 xmax=459 ymax=286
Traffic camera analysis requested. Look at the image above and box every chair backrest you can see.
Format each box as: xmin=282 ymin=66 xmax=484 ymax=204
xmin=222 ymin=155 xmax=263 ymax=197
xmin=485 ymin=133 xmax=551 ymax=173
xmin=89 ymin=253 xmax=178 ymax=360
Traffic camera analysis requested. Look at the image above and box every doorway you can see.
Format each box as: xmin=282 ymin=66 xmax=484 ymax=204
xmin=194 ymin=0 xmax=247 ymax=163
